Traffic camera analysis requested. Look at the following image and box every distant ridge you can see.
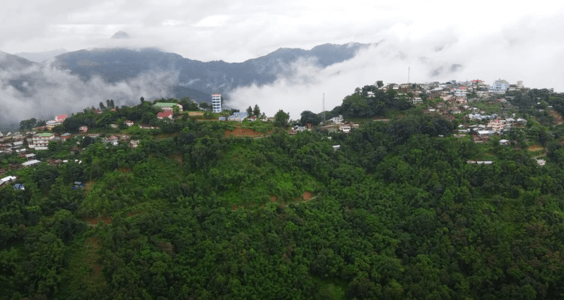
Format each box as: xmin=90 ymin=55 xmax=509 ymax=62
xmin=14 ymin=49 xmax=67 ymax=63
xmin=51 ymin=43 xmax=373 ymax=102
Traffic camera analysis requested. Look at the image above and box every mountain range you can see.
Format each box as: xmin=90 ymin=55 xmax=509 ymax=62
xmin=1 ymin=43 xmax=372 ymax=103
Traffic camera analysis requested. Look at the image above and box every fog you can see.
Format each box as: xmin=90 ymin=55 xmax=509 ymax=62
xmin=0 ymin=59 xmax=175 ymax=124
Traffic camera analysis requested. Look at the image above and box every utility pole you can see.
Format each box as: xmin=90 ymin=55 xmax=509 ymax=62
xmin=408 ymin=66 xmax=410 ymax=84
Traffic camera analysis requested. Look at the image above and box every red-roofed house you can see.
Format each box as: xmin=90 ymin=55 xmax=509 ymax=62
xmin=55 ymin=115 xmax=67 ymax=122
xmin=157 ymin=111 xmax=174 ymax=120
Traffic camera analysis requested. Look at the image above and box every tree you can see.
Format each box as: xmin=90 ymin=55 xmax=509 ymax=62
xmin=20 ymin=118 xmax=37 ymax=131
xmin=253 ymin=104 xmax=261 ymax=117
xmin=140 ymin=96 xmax=145 ymax=104
xmin=99 ymin=102 xmax=105 ymax=110
xmin=199 ymin=102 xmax=210 ymax=110
xmin=377 ymin=81 xmax=384 ymax=89
xmin=274 ymin=110 xmax=290 ymax=127
xmin=246 ymin=106 xmax=253 ymax=116
xmin=300 ymin=110 xmax=320 ymax=126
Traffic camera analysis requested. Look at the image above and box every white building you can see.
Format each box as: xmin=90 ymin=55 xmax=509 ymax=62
xmin=490 ymin=79 xmax=510 ymax=94
xmin=30 ymin=133 xmax=54 ymax=149
xmin=453 ymin=87 xmax=467 ymax=97
xmin=212 ymin=94 xmax=222 ymax=113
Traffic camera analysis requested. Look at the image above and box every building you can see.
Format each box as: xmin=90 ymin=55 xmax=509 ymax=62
xmin=453 ymin=87 xmax=467 ymax=97
xmin=30 ymin=133 xmax=54 ymax=149
xmin=212 ymin=94 xmax=222 ymax=113
xmin=153 ymin=103 xmax=183 ymax=112
xmin=125 ymin=120 xmax=134 ymax=127
xmin=61 ymin=133 xmax=71 ymax=141
xmin=22 ymin=160 xmax=41 ymax=167
xmin=490 ymin=79 xmax=510 ymax=94
xmin=157 ymin=111 xmax=174 ymax=120
xmin=55 ymin=115 xmax=67 ymax=122
xmin=228 ymin=112 xmax=248 ymax=122
xmin=79 ymin=126 xmax=88 ymax=133
xmin=412 ymin=97 xmax=423 ymax=105
xmin=0 ymin=176 xmax=16 ymax=187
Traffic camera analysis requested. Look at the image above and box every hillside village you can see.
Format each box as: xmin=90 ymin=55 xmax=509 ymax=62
xmin=0 ymin=78 xmax=560 ymax=185
xmin=3 ymin=78 xmax=564 ymax=299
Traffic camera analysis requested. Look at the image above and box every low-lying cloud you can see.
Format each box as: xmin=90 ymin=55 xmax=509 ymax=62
xmin=0 ymin=59 xmax=175 ymax=124
xmin=228 ymin=13 xmax=564 ymax=119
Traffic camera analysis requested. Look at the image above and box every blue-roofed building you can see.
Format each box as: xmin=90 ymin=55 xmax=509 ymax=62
xmin=228 ymin=112 xmax=248 ymax=122
xmin=14 ymin=184 xmax=25 ymax=190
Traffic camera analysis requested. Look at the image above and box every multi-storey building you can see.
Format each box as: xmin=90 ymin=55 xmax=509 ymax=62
xmin=212 ymin=94 xmax=222 ymax=113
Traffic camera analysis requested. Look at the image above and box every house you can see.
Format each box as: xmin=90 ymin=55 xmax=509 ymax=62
xmin=218 ymin=117 xmax=226 ymax=121
xmin=125 ymin=120 xmax=134 ymax=127
xmin=130 ymin=140 xmax=140 ymax=148
xmin=22 ymin=160 xmax=41 ymax=167
xmin=331 ymin=115 xmax=344 ymax=124
xmin=110 ymin=124 xmax=118 ymax=128
xmin=490 ymin=79 xmax=510 ymax=94
xmin=247 ymin=116 xmax=257 ymax=122
xmin=79 ymin=126 xmax=88 ymax=133
xmin=61 ymin=133 xmax=71 ymax=141
xmin=477 ymin=130 xmax=494 ymax=137
xmin=139 ymin=124 xmax=159 ymax=130
xmin=488 ymin=119 xmax=506 ymax=132
xmin=14 ymin=184 xmax=25 ymax=190
xmin=333 ymin=145 xmax=341 ymax=151
xmin=228 ymin=112 xmax=249 ymax=122
xmin=453 ymin=87 xmax=467 ymax=97
xmin=55 ymin=115 xmax=67 ymax=122
xmin=46 ymin=120 xmax=61 ymax=130
xmin=25 ymin=153 xmax=36 ymax=160
xmin=412 ymin=97 xmax=423 ymax=105
xmin=537 ymin=159 xmax=546 ymax=166
xmin=30 ymin=133 xmax=54 ymax=149
xmin=157 ymin=111 xmax=174 ymax=120
xmin=499 ymin=139 xmax=510 ymax=145
xmin=0 ymin=176 xmax=17 ymax=187
xmin=339 ymin=125 xmax=351 ymax=133
xmin=153 ymin=103 xmax=183 ymax=112
xmin=102 ymin=135 xmax=119 ymax=146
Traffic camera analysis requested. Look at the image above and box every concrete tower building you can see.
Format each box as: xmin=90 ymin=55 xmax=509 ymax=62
xmin=212 ymin=94 xmax=222 ymax=113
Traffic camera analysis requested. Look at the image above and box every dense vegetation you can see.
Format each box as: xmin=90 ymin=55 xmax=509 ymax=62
xmin=2 ymin=89 xmax=564 ymax=299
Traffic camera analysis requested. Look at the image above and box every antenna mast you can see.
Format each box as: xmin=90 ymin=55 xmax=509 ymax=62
xmin=408 ymin=66 xmax=410 ymax=84
xmin=323 ymin=93 xmax=326 ymax=123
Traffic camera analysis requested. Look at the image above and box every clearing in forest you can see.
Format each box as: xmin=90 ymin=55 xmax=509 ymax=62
xmin=225 ymin=128 xmax=263 ymax=137
xmin=528 ymin=145 xmax=545 ymax=152
xmin=83 ymin=216 xmax=112 ymax=226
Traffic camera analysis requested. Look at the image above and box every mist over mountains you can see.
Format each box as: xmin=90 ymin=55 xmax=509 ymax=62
xmin=0 ymin=42 xmax=372 ymax=125
xmin=51 ymin=42 xmax=371 ymax=101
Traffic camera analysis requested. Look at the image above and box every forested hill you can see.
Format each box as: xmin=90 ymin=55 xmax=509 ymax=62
xmin=2 ymin=88 xmax=564 ymax=299
xmin=49 ymin=43 xmax=370 ymax=101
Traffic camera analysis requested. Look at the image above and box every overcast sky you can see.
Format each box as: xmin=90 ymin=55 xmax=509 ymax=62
xmin=2 ymin=0 xmax=564 ymax=122
xmin=1 ymin=0 xmax=562 ymax=62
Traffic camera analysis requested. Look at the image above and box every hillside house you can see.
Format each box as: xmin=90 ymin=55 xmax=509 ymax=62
xmin=339 ymin=125 xmax=351 ymax=133
xmin=157 ymin=111 xmax=174 ymax=120
xmin=228 ymin=112 xmax=248 ymax=122
xmin=139 ymin=124 xmax=159 ymax=130
xmin=22 ymin=160 xmax=41 ymax=167
xmin=79 ymin=126 xmax=88 ymax=133
xmin=61 ymin=133 xmax=71 ymax=140
xmin=30 ymin=133 xmax=54 ymax=149
xmin=125 ymin=120 xmax=134 ymax=127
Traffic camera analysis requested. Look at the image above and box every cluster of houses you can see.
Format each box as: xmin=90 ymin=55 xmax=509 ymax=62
xmin=381 ymin=79 xmax=529 ymax=103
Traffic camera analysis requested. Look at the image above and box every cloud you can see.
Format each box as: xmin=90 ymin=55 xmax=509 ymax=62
xmin=227 ymin=12 xmax=564 ymax=118
xmin=0 ymin=59 xmax=175 ymax=124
